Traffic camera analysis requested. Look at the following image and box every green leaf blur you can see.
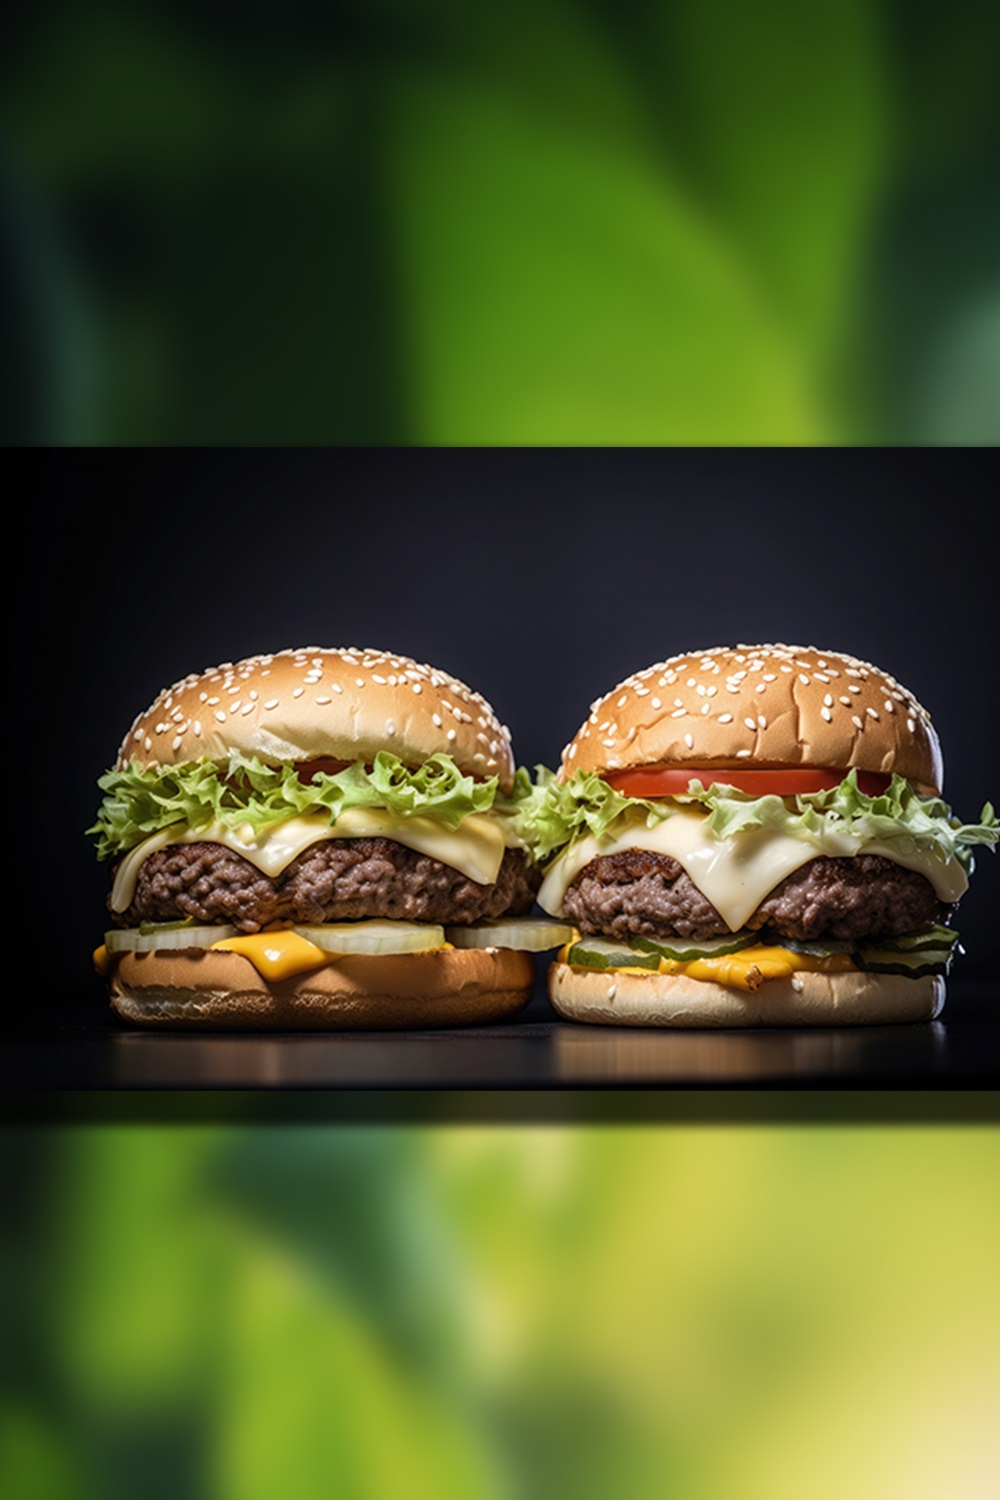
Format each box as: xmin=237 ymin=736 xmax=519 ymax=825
xmin=2 ymin=1 xmax=998 ymax=442
xmin=2 ymin=1122 xmax=998 ymax=1498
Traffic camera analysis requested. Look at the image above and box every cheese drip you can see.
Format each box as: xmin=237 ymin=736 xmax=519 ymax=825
xmin=537 ymin=807 xmax=968 ymax=932
xmin=111 ymin=808 xmax=510 ymax=914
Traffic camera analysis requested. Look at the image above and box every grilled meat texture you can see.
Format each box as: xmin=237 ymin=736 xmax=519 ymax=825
xmin=115 ymin=839 xmax=539 ymax=933
xmin=562 ymin=849 xmax=946 ymax=943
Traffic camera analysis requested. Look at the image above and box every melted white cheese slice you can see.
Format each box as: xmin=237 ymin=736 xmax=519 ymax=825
xmin=111 ymin=809 xmax=509 ymax=914
xmin=536 ymin=809 xmax=968 ymax=932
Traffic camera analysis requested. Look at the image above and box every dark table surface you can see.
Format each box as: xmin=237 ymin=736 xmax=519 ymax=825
xmin=4 ymin=974 xmax=998 ymax=1120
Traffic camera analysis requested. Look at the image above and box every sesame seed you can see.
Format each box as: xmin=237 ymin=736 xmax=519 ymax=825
xmin=718 ymin=713 xmax=733 ymax=724
xmin=684 ymin=732 xmax=694 ymax=748
xmin=852 ymin=715 xmax=863 ymax=730
xmin=744 ymin=717 xmax=757 ymax=730
xmin=432 ymin=714 xmax=443 ymax=727
xmin=821 ymin=706 xmax=832 ymax=722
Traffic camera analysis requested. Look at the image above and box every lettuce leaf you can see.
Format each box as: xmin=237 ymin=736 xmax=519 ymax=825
xmin=530 ymin=768 xmax=999 ymax=873
xmin=88 ymin=751 xmax=529 ymax=860
xmin=519 ymin=766 xmax=671 ymax=862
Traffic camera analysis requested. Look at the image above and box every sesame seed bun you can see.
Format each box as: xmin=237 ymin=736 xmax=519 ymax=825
xmin=117 ymin=645 xmax=516 ymax=792
xmin=563 ymin=643 xmax=943 ymax=795
xmin=547 ymin=961 xmax=945 ymax=1028
xmin=109 ymin=945 xmax=535 ymax=1030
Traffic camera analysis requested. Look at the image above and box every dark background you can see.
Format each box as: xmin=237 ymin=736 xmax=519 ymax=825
xmin=12 ymin=445 xmax=999 ymax=994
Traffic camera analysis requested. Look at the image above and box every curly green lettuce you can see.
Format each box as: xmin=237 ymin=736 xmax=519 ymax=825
xmin=527 ymin=767 xmax=998 ymax=873
xmin=89 ymin=751 xmax=539 ymax=861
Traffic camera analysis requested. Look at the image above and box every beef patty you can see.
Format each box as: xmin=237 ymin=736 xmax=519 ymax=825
xmin=562 ymin=848 xmax=945 ymax=943
xmin=115 ymin=839 xmax=539 ymax=933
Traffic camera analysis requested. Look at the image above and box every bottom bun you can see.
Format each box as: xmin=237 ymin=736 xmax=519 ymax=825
xmin=110 ymin=946 xmax=535 ymax=1030
xmin=548 ymin=962 xmax=945 ymax=1028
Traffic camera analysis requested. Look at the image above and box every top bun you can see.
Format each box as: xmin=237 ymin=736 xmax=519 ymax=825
xmin=562 ymin=644 xmax=943 ymax=795
xmin=116 ymin=646 xmax=516 ymax=792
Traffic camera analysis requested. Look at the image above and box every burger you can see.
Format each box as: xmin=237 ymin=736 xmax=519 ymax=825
xmin=534 ymin=644 xmax=996 ymax=1027
xmin=90 ymin=646 xmax=568 ymax=1028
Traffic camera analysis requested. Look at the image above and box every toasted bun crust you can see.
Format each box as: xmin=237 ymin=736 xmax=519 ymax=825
xmin=116 ymin=646 xmax=516 ymax=792
xmin=548 ymin=961 xmax=944 ymax=1028
xmin=109 ymin=946 xmax=535 ymax=1030
xmin=563 ymin=644 xmax=942 ymax=795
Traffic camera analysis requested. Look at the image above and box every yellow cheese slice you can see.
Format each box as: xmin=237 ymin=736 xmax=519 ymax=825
xmin=211 ymin=929 xmax=329 ymax=981
xmin=558 ymin=942 xmax=857 ymax=993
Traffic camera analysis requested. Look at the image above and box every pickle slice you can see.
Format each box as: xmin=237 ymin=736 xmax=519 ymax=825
xmin=293 ymin=921 xmax=446 ymax=955
xmin=105 ymin=924 xmax=238 ymax=953
xmin=872 ymin=925 xmax=959 ymax=954
xmin=629 ymin=931 xmax=757 ymax=962
xmin=446 ymin=918 xmax=578 ymax=952
xmin=565 ymin=938 xmax=659 ymax=972
xmin=778 ymin=936 xmax=857 ymax=958
xmin=854 ymin=945 xmax=954 ymax=979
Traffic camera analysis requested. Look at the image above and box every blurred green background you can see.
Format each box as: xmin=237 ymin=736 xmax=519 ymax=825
xmin=2 ymin=0 xmax=998 ymax=443
xmin=2 ymin=1118 xmax=998 ymax=1499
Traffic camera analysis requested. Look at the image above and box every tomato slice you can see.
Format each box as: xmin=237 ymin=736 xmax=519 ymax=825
xmin=295 ymin=757 xmax=352 ymax=781
xmin=605 ymin=767 xmax=892 ymax=798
